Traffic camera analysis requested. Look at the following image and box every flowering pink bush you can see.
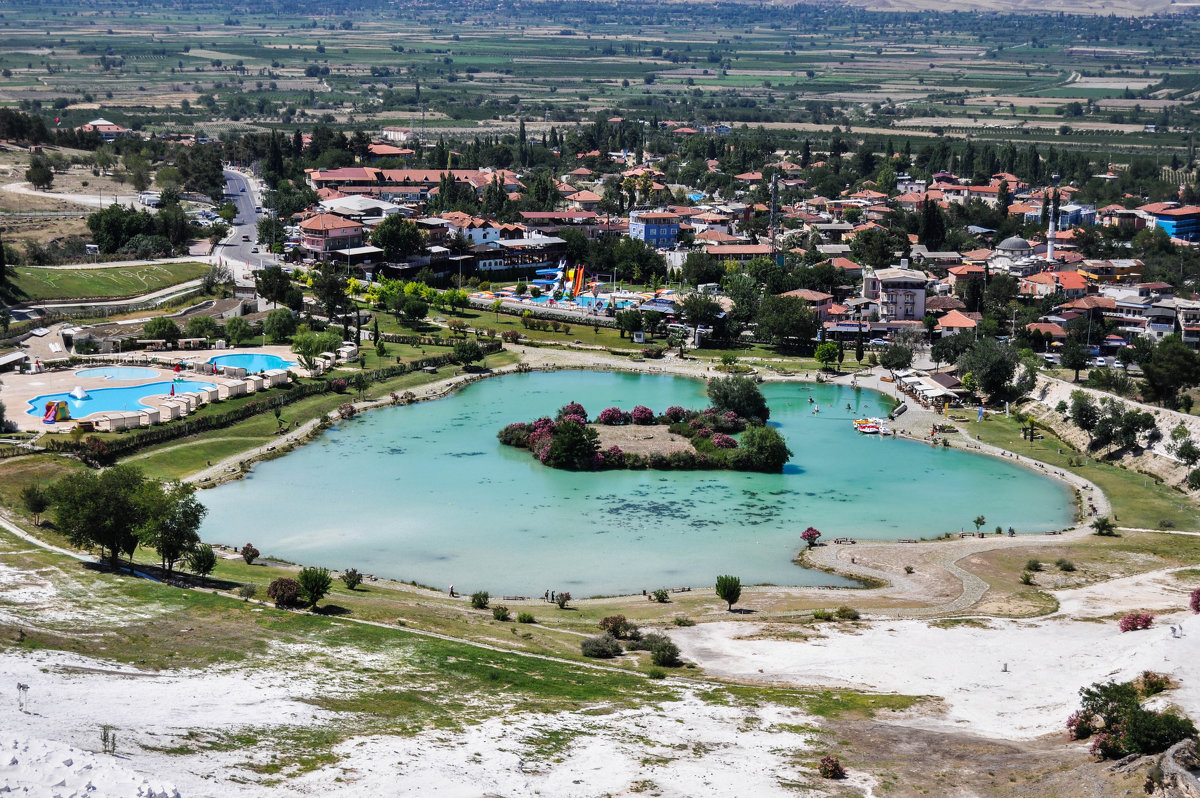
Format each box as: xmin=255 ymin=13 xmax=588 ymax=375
xmin=1190 ymin=587 xmax=1200 ymax=614
xmin=693 ymin=427 xmax=712 ymax=439
xmin=817 ymin=755 xmax=846 ymax=779
xmin=710 ymin=433 xmax=738 ymax=449
xmin=1066 ymin=710 xmax=1095 ymax=740
xmin=723 ymin=410 xmax=740 ymax=425
xmin=1089 ymin=731 xmax=1124 ymax=760
xmin=665 ymin=406 xmax=687 ymax=422
xmin=702 ymin=407 xmax=719 ymax=418
xmin=597 ymin=407 xmax=630 ymax=425
xmin=330 ymin=378 xmax=348 ymax=393
xmin=641 ymin=346 xmax=665 ymax=359
xmin=556 ymin=402 xmax=587 ymax=421
xmin=688 ymin=417 xmax=707 ymax=431
xmin=631 ymin=405 xmax=655 ymax=425
xmin=1118 ymin=612 xmax=1154 ymax=632
xmin=801 ymin=526 xmax=822 ymax=548
xmin=560 ymin=413 xmax=588 ymax=427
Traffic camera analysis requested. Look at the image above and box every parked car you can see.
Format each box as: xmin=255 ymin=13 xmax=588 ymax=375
xmin=251 ymin=246 xmax=259 ymax=253
xmin=869 ymin=338 xmax=889 ymax=346
xmin=241 ymin=234 xmax=250 ymax=242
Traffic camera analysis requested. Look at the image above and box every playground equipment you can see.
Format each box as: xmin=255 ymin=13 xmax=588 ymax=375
xmin=42 ymin=400 xmax=69 ymax=424
xmin=69 ymin=386 xmax=89 ymax=400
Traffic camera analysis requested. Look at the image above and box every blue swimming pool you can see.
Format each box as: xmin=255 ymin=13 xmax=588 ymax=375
xmin=75 ymin=366 xmax=162 ymax=380
xmin=27 ymin=380 xmax=218 ymax=419
xmin=208 ymin=353 xmax=294 ymax=372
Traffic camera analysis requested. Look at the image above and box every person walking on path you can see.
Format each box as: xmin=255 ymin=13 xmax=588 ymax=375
xmin=449 ymin=584 xmax=455 ymax=598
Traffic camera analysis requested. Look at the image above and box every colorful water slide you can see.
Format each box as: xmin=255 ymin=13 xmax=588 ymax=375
xmin=571 ymin=266 xmax=585 ymax=297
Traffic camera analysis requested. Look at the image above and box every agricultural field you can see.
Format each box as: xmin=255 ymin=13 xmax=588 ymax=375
xmin=0 ymin=1 xmax=1197 ymax=155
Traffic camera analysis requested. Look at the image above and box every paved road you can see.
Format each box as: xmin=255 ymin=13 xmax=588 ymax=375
xmin=213 ymin=169 xmax=279 ymax=285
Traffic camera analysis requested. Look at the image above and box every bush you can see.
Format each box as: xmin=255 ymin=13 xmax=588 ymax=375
xmin=555 ymin=591 xmax=571 ymax=609
xmin=710 ymin=433 xmax=737 ymax=449
xmin=652 ymin=588 xmax=670 ymax=603
xmin=812 ymin=608 xmax=834 ymax=621
xmin=627 ymin=632 xmax=681 ymax=667
xmin=801 ymin=526 xmax=821 ymax=548
xmin=1118 ymin=612 xmax=1154 ymax=632
xmin=340 ymin=568 xmax=363 ymax=590
xmin=236 ymin=583 xmax=258 ymax=600
xmin=599 ymin=615 xmax=639 ymax=639
xmin=735 ymin=425 xmax=792 ymax=472
xmin=1066 ymin=710 xmax=1096 ymax=740
xmin=1025 ymin=559 xmax=1042 ymax=572
xmin=1055 ymin=558 xmax=1076 ymax=572
xmin=834 ymin=606 xmax=860 ymax=620
xmin=581 ymin=634 xmax=622 ymax=658
xmin=338 ymin=403 xmax=357 ymax=419
xmin=241 ymin=543 xmax=259 ymax=565
xmin=707 ymin=375 xmax=769 ymax=421
xmin=672 ymin=616 xmax=696 ymax=627
xmin=1139 ymin=671 xmax=1170 ymax=697
xmin=471 ymin=590 xmax=490 ymax=610
xmin=597 ymin=406 xmax=629 ymax=425
xmin=297 ymin=566 xmax=332 ymax=609
xmin=266 ymin=577 xmax=301 ymax=607
xmin=664 ymin=406 xmax=687 ymax=422
xmin=492 ymin=605 xmax=510 ymax=621
xmin=646 ymin=667 xmax=667 ymax=680
xmin=187 ymin=544 xmax=216 ymax=577
xmin=1190 ymin=587 xmax=1200 ymax=614
xmin=330 ymin=378 xmax=348 ymax=393
xmin=631 ymin=405 xmax=655 ymax=424
xmin=517 ymin=612 xmax=536 ymax=624
xmin=1020 ymin=571 xmax=1034 ymax=585
xmin=818 ymin=755 xmax=846 ymax=779
xmin=904 ymin=565 xmax=915 ymax=574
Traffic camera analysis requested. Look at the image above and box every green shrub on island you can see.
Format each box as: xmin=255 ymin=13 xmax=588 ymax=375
xmin=707 ymin=375 xmax=769 ymax=422
xmin=517 ymin=612 xmax=536 ymax=624
xmin=492 ymin=605 xmax=510 ymax=621
xmin=470 ymin=590 xmax=490 ymax=610
xmin=626 ymin=632 xmax=682 ymax=667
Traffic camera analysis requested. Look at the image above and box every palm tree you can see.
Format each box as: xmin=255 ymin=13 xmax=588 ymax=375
xmin=1091 ymin=516 xmax=1116 ymax=536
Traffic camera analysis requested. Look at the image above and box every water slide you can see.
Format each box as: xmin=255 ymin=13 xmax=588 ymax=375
xmin=571 ymin=265 xmax=585 ymax=297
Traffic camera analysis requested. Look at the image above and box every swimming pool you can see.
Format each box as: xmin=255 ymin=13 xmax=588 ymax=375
xmin=74 ymin=366 xmax=162 ymax=380
xmin=27 ymin=380 xmax=218 ymax=419
xmin=208 ymin=353 xmax=295 ymax=372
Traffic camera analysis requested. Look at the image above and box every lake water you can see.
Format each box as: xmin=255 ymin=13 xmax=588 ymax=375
xmin=199 ymin=371 xmax=1074 ymax=597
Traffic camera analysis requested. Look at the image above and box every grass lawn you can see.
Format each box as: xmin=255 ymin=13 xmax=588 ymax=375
xmin=5 ymin=262 xmax=211 ymax=301
xmin=970 ymin=413 xmax=1199 ymax=531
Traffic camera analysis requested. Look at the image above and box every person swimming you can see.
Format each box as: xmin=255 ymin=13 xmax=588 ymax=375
xmin=808 ymin=397 xmax=815 ymax=403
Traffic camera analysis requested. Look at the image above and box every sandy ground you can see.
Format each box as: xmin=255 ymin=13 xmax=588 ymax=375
xmin=673 ymin=567 xmax=1200 ymax=741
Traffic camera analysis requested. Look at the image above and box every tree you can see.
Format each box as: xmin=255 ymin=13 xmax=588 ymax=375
xmin=1069 ymin=391 xmax=1100 ymax=442
xmin=186 ymin=315 xmax=219 ymax=340
xmin=25 ymin=157 xmax=53 ymax=190
xmin=262 ymin=308 xmax=297 ymax=344
xmin=267 ymin=577 xmax=301 ymax=607
xmin=879 ymin=344 xmax=913 ymax=373
xmin=20 ymin=485 xmax=48 ymax=525
xmin=958 ymin=339 xmax=1020 ymax=397
xmin=1092 ymin=516 xmax=1116 ymax=536
xmin=737 ymin=425 xmax=793 ymax=472
xmin=1141 ymin=335 xmax=1200 ymax=408
xmin=453 ymin=339 xmax=483 ymax=366
xmin=678 ymin=292 xmax=722 ymax=333
xmin=707 ymin=375 xmax=769 ymax=421
xmin=292 ymin=329 xmax=342 ymax=371
xmin=297 ymin=566 xmax=333 ymax=609
xmin=341 ymin=568 xmax=363 ymax=590
xmin=142 ymin=317 xmax=181 ymax=345
xmin=815 ymin=341 xmax=840 ymax=370
xmin=972 ymin=515 xmax=986 ymax=533
xmin=715 ymin=574 xmax=742 ymax=611
xmin=136 ymin=480 xmax=207 ymax=576
xmin=1060 ymin=338 xmax=1088 ymax=382
xmin=48 ymin=465 xmax=148 ymax=566
xmin=223 ymin=316 xmax=252 ymax=346
xmin=850 ymin=227 xmax=909 ymax=271
xmin=187 ymin=544 xmax=217 ymax=577
xmin=314 ymin=270 xmax=349 ymax=320
xmin=371 ymin=215 xmax=425 ymax=261
xmin=401 ymin=297 xmax=428 ymax=326
xmin=681 ymin=251 xmax=724 ymax=287
xmin=918 ymin=198 xmax=946 ymax=250
xmin=756 ymin=295 xmax=817 ymax=349
xmin=255 ymin=265 xmax=292 ymax=307
xmin=614 ymin=309 xmax=643 ymax=338
xmin=543 ymin=419 xmax=600 ymax=470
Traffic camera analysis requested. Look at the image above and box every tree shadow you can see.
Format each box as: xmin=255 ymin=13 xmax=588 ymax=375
xmin=313 ymin=604 xmax=351 ymax=616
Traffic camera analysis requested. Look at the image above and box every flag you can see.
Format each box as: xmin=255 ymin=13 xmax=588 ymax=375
xmin=54 ymin=117 xmax=60 ymax=126
xmin=170 ymin=384 xmax=175 ymax=397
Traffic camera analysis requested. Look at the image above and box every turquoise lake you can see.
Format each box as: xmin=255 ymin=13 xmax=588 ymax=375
xmin=199 ymin=370 xmax=1074 ymax=597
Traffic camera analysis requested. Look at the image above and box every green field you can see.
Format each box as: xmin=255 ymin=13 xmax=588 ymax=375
xmin=7 ymin=262 xmax=210 ymax=302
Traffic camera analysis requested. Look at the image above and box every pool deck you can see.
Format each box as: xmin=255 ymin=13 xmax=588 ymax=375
xmin=3 ymin=345 xmax=298 ymax=432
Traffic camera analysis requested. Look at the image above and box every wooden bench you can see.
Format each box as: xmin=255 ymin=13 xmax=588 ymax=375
xmin=897 ymin=538 xmax=919 ymax=543
xmin=1044 ymin=530 xmax=1062 ymax=535
xmin=670 ymin=586 xmax=692 ymax=593
xmin=833 ymin=537 xmax=857 ymax=544
xmin=502 ymin=595 xmax=527 ymax=601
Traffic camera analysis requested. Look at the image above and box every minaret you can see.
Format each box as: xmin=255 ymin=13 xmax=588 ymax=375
xmin=1046 ymin=192 xmax=1056 ymax=265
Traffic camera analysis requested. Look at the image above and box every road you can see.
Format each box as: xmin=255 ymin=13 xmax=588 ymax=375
xmin=213 ymin=168 xmax=278 ymax=284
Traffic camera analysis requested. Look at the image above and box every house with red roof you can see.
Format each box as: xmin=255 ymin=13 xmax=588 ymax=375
xmin=298 ymin=214 xmax=365 ymax=256
xmin=779 ymin=288 xmax=834 ymax=321
xmin=935 ymin=309 xmax=977 ymax=335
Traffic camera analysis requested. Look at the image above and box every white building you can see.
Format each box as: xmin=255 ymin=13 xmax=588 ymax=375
xmin=863 ymin=265 xmax=928 ymax=322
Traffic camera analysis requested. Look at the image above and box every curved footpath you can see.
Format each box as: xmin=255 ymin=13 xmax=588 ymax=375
xmin=177 ymin=345 xmax=1126 ymax=619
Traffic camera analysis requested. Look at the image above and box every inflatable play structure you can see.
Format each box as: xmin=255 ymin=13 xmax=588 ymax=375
xmin=43 ymin=400 xmax=69 ymax=424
